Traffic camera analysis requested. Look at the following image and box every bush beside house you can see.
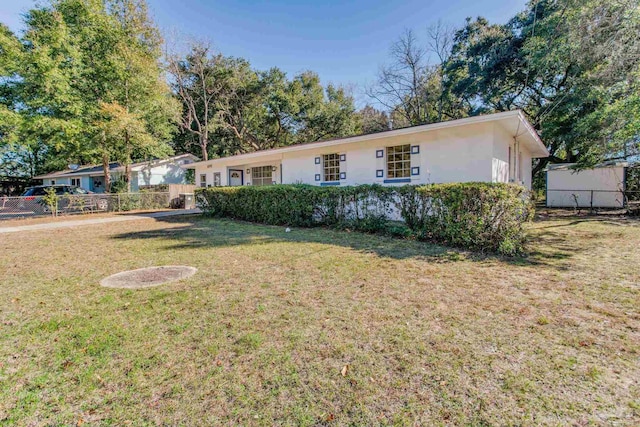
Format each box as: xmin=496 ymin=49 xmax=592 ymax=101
xmin=196 ymin=183 xmax=533 ymax=255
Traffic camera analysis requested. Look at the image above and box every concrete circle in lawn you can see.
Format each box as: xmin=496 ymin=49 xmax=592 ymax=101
xmin=100 ymin=266 xmax=197 ymax=289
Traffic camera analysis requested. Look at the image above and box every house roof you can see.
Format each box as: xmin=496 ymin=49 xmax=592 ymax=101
xmin=33 ymin=154 xmax=199 ymax=180
xmin=184 ymin=110 xmax=549 ymax=169
xmin=545 ymin=161 xmax=629 ymax=172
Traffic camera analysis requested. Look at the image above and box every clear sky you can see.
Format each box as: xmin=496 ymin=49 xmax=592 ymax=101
xmin=1 ymin=0 xmax=528 ymax=105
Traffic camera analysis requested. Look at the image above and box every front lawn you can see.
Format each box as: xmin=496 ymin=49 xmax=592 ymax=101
xmin=0 ymin=215 xmax=638 ymax=425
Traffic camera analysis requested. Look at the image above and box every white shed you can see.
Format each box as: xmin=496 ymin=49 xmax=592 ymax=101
xmin=546 ymin=162 xmax=628 ymax=208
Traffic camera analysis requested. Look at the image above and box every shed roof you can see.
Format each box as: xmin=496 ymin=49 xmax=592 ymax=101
xmin=545 ymin=161 xmax=629 ymax=172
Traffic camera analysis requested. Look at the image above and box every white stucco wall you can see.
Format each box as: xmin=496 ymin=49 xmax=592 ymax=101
xmin=491 ymin=123 xmax=533 ymax=189
xmin=196 ymin=122 xmax=505 ymax=188
xmin=546 ymin=166 xmax=626 ymax=208
xmin=192 ymin=120 xmax=541 ymax=190
xmin=136 ymin=158 xmax=193 ymax=187
xmin=46 ymin=176 xmax=87 ymax=188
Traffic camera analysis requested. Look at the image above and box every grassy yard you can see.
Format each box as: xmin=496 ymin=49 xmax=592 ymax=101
xmin=0 ymin=215 xmax=638 ymax=425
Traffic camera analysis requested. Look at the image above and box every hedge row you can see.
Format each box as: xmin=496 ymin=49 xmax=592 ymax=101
xmin=195 ymin=183 xmax=533 ymax=255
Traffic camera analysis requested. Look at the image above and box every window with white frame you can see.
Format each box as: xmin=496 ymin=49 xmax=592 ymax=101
xmin=71 ymin=178 xmax=80 ymax=187
xmin=200 ymin=174 xmax=207 ymax=188
xmin=386 ymin=144 xmax=411 ymax=178
xmin=322 ymin=153 xmax=340 ymax=182
xmin=213 ymin=172 xmax=221 ymax=187
xmin=251 ymin=166 xmax=273 ymax=186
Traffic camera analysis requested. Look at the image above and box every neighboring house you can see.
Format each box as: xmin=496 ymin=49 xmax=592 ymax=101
xmin=186 ymin=110 xmax=548 ymax=190
xmin=546 ymin=161 xmax=628 ymax=208
xmin=33 ymin=154 xmax=199 ymax=193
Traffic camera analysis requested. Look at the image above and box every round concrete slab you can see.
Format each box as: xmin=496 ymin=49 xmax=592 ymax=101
xmin=100 ymin=266 xmax=197 ymax=289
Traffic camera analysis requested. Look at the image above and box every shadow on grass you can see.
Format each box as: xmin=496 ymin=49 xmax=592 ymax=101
xmin=112 ymin=215 xmax=467 ymax=262
xmin=111 ymin=214 xmax=616 ymax=268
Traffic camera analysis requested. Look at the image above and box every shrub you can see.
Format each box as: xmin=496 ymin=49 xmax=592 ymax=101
xmin=42 ymin=187 xmax=59 ymax=216
xmin=109 ymin=179 xmax=128 ymax=193
xmin=196 ymin=183 xmax=533 ymax=255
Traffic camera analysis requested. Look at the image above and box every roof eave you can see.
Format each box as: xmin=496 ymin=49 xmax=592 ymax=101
xmin=516 ymin=111 xmax=549 ymax=158
xmin=187 ymin=111 xmax=532 ymax=168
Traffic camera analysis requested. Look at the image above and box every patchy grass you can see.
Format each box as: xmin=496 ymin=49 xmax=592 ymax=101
xmin=0 ymin=215 xmax=638 ymax=425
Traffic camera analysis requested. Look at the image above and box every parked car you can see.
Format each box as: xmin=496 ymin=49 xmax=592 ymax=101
xmin=19 ymin=185 xmax=109 ymax=214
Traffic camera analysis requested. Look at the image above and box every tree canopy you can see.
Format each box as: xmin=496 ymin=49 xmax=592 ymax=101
xmin=1 ymin=0 xmax=638 ymax=188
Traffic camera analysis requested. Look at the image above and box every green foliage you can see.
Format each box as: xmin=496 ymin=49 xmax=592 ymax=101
xmin=169 ymin=45 xmax=358 ymax=160
xmin=115 ymin=192 xmax=169 ymax=211
xmin=109 ymin=178 xmax=128 ymax=193
xmin=1 ymin=0 xmax=178 ymax=185
xmin=444 ymin=0 xmax=640 ymax=175
xmin=41 ymin=187 xmax=59 ymax=216
xmin=395 ymin=183 xmax=533 ymax=255
xmin=196 ymin=183 xmax=533 ymax=255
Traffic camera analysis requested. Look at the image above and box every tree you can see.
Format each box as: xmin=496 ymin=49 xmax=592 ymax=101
xmin=1 ymin=0 xmax=177 ymax=190
xmin=444 ymin=0 xmax=640 ymax=178
xmin=367 ymin=27 xmax=465 ymax=127
xmin=353 ymin=105 xmax=388 ymax=134
xmin=169 ymin=44 xmax=359 ymax=157
xmin=168 ymin=43 xmax=226 ymax=161
xmin=105 ymin=0 xmax=178 ymax=190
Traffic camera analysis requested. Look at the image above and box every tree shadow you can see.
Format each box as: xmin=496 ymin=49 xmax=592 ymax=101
xmin=111 ymin=214 xmax=621 ymax=269
xmin=112 ymin=216 xmax=470 ymax=263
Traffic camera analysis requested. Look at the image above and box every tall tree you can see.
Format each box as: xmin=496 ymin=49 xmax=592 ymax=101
xmin=169 ymin=44 xmax=359 ymax=157
xmin=367 ymin=27 xmax=466 ymax=127
xmin=444 ymin=0 xmax=640 ymax=176
xmin=105 ymin=0 xmax=178 ymax=190
xmin=1 ymin=0 xmax=177 ymax=191
xmin=168 ymin=43 xmax=226 ymax=161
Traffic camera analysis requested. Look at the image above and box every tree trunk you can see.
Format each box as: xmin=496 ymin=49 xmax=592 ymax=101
xmin=102 ymin=151 xmax=111 ymax=193
xmin=200 ymin=133 xmax=208 ymax=161
xmin=124 ymin=130 xmax=132 ymax=192
xmin=125 ymin=163 xmax=131 ymax=192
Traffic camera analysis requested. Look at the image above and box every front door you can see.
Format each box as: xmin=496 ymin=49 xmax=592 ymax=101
xmin=91 ymin=176 xmax=106 ymax=193
xmin=229 ymin=169 xmax=243 ymax=186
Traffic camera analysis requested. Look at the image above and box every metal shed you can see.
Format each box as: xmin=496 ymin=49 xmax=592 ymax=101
xmin=546 ymin=162 xmax=627 ymax=208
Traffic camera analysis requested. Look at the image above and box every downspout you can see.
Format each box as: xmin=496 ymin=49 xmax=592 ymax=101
xmin=514 ymin=137 xmax=520 ymax=185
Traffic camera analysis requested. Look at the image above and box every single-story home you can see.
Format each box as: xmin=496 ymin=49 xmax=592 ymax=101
xmin=546 ymin=161 xmax=628 ymax=208
xmin=34 ymin=154 xmax=198 ymax=193
xmin=185 ymin=110 xmax=548 ymax=190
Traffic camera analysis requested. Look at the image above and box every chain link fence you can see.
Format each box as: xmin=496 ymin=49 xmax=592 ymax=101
xmin=0 ymin=192 xmax=170 ymax=220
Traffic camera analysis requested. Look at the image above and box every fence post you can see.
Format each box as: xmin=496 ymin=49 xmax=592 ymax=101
xmin=117 ymin=193 xmax=121 ymax=212
xmin=590 ymin=190 xmax=594 ymax=214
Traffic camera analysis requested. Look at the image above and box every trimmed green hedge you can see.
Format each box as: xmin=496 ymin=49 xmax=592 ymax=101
xmin=195 ymin=183 xmax=533 ymax=255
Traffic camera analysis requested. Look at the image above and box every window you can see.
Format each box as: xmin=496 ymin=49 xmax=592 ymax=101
xmin=213 ymin=172 xmax=221 ymax=187
xmin=71 ymin=178 xmax=80 ymax=187
xmin=251 ymin=166 xmax=273 ymax=186
xmin=50 ymin=179 xmax=56 ymax=185
xmin=386 ymin=144 xmax=411 ymax=178
xmin=323 ymin=153 xmax=340 ymax=182
xmin=200 ymin=174 xmax=207 ymax=188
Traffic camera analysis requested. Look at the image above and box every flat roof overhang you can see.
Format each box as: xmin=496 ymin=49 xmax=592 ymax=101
xmin=184 ymin=110 xmax=549 ymax=170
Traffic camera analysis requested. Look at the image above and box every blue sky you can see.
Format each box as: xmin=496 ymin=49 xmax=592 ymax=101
xmin=1 ymin=0 xmax=527 ymax=105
